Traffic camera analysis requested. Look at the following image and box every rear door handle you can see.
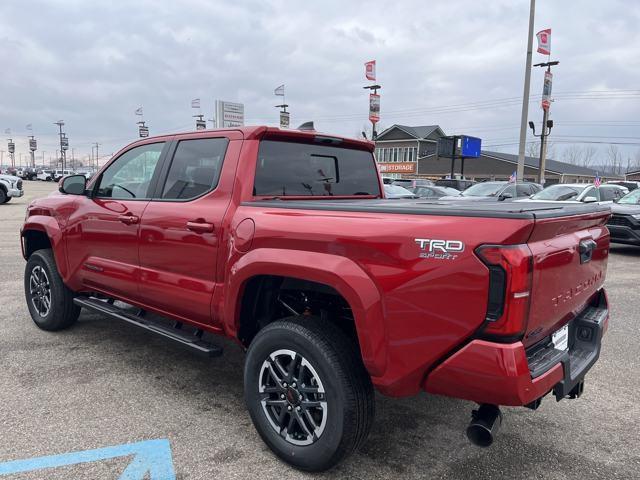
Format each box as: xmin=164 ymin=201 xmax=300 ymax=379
xmin=187 ymin=220 xmax=214 ymax=234
xmin=118 ymin=214 xmax=139 ymax=225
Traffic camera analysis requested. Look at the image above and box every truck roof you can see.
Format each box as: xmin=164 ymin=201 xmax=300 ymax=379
xmin=128 ymin=126 xmax=375 ymax=152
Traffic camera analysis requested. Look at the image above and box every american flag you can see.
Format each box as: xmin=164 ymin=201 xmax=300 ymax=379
xmin=509 ymin=170 xmax=517 ymax=183
xmin=594 ymin=173 xmax=601 ymax=187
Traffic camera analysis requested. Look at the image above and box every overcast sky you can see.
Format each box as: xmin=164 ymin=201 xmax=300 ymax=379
xmin=1 ymin=0 xmax=639 ymax=167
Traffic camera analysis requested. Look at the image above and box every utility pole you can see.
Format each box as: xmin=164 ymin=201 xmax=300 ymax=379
xmin=529 ymin=60 xmax=559 ymax=184
xmin=516 ymin=0 xmax=536 ymax=182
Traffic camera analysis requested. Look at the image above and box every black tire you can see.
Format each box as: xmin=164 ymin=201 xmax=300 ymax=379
xmin=0 ymin=188 xmax=6 ymax=204
xmin=244 ymin=316 xmax=375 ymax=472
xmin=3 ymin=196 xmax=11 ymax=204
xmin=24 ymin=249 xmax=80 ymax=331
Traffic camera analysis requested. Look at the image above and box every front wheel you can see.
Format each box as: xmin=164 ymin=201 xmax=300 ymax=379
xmin=0 ymin=189 xmax=6 ymax=204
xmin=24 ymin=249 xmax=80 ymax=331
xmin=244 ymin=316 xmax=375 ymax=472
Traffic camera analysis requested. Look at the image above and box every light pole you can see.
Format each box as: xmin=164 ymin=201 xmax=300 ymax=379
xmin=7 ymin=138 xmax=15 ymax=168
xmin=28 ymin=136 xmax=37 ymax=167
xmin=530 ymin=60 xmax=559 ymax=184
xmin=93 ymin=143 xmax=100 ymax=170
xmin=54 ymin=120 xmax=66 ymax=171
xmin=363 ymin=84 xmax=381 ymax=140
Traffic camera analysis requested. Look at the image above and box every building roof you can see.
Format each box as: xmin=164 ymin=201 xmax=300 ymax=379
xmin=377 ymin=124 xmax=444 ymax=140
xmin=482 ymin=150 xmax=623 ymax=178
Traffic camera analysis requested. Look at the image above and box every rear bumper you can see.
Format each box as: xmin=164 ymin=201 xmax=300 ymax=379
xmin=8 ymin=188 xmax=24 ymax=198
xmin=424 ymin=289 xmax=608 ymax=406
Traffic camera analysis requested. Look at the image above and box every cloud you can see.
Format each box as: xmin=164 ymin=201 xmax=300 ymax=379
xmin=0 ymin=0 xmax=638 ymax=165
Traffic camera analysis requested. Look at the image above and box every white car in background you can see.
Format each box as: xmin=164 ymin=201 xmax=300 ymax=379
xmin=36 ymin=169 xmax=55 ymax=181
xmin=518 ymin=183 xmax=628 ymax=204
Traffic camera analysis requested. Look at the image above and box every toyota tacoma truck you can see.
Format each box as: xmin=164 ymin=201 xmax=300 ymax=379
xmin=21 ymin=126 xmax=610 ymax=471
xmin=0 ymin=173 xmax=24 ymax=204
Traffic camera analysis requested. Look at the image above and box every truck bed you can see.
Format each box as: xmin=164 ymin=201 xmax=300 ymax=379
xmin=244 ymin=198 xmax=612 ymax=219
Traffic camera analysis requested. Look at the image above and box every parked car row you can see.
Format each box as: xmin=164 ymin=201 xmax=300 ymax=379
xmin=385 ymin=176 xmax=639 ymax=247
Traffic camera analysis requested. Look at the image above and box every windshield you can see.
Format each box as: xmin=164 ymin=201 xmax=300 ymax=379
xmin=532 ymin=185 xmax=586 ymax=201
xmin=461 ymin=182 xmax=505 ymax=197
xmin=619 ymin=189 xmax=640 ymax=205
xmin=385 ymin=185 xmax=414 ymax=196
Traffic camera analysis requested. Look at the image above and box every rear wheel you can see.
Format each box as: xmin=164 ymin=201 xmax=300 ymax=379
xmin=24 ymin=249 xmax=80 ymax=331
xmin=0 ymin=189 xmax=6 ymax=204
xmin=244 ymin=316 xmax=375 ymax=472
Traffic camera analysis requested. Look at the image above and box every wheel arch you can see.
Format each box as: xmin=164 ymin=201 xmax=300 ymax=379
xmin=21 ymin=218 xmax=68 ymax=279
xmin=225 ymin=248 xmax=387 ymax=377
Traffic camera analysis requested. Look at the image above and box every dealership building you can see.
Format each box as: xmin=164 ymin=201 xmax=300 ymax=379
xmin=375 ymin=124 xmax=620 ymax=184
xmin=626 ymin=169 xmax=640 ymax=181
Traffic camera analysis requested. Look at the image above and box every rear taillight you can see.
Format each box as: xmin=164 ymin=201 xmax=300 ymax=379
xmin=476 ymin=244 xmax=533 ymax=338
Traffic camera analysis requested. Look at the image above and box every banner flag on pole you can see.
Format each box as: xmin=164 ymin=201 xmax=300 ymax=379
xmin=369 ymin=93 xmax=380 ymax=123
xmin=509 ymin=170 xmax=517 ymax=183
xmin=536 ymin=28 xmax=551 ymax=55
xmin=191 ymin=98 xmax=200 ymax=109
xmin=274 ymin=85 xmax=285 ymax=96
xmin=134 ymin=107 xmax=143 ymax=116
xmin=365 ymin=60 xmax=376 ymax=81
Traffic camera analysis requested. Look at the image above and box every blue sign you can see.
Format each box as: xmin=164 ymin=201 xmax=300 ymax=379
xmin=460 ymin=135 xmax=482 ymax=158
xmin=0 ymin=439 xmax=175 ymax=479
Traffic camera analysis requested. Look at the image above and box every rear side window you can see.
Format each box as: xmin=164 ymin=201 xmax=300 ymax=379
xmin=600 ymin=186 xmax=621 ymax=201
xmin=162 ymin=138 xmax=228 ymax=200
xmin=254 ymin=140 xmax=381 ymax=197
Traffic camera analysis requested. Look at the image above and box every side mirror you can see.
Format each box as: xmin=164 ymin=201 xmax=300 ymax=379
xmin=583 ymin=196 xmax=598 ymax=203
xmin=59 ymin=174 xmax=87 ymax=195
xmin=499 ymin=192 xmax=513 ymax=201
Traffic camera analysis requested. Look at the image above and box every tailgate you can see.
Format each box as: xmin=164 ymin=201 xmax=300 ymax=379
xmin=524 ymin=209 xmax=610 ymax=347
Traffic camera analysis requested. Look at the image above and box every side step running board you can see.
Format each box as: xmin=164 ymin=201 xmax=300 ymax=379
xmin=74 ymin=297 xmax=223 ymax=357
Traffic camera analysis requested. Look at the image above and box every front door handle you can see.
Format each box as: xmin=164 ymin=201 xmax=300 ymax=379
xmin=187 ymin=220 xmax=214 ymax=234
xmin=118 ymin=214 xmax=140 ymax=225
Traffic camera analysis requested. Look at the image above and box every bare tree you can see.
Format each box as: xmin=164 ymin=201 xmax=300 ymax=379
xmin=582 ymin=146 xmax=597 ymax=168
xmin=561 ymin=145 xmax=583 ymax=165
xmin=606 ymin=144 xmax=623 ymax=174
xmin=526 ymin=141 xmax=539 ymax=158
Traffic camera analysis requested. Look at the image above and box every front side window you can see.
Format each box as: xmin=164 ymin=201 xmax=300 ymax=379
xmin=254 ymin=140 xmax=381 ymax=197
xmin=161 ymin=138 xmax=228 ymax=200
xmin=96 ymin=143 xmax=164 ymax=199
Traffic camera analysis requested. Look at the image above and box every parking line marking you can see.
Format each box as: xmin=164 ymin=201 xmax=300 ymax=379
xmin=0 ymin=439 xmax=176 ymax=479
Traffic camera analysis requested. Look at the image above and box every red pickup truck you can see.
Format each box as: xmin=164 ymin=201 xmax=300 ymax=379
xmin=21 ymin=127 xmax=610 ymax=471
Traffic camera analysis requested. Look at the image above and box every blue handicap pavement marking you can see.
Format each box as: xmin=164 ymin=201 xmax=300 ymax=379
xmin=0 ymin=439 xmax=176 ymax=479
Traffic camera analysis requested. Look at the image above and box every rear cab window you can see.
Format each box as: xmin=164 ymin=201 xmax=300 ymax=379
xmin=254 ymin=140 xmax=381 ymax=197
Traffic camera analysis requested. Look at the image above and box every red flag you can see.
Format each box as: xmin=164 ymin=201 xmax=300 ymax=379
xmin=365 ymin=60 xmax=376 ymax=81
xmin=536 ymin=28 xmax=551 ymax=55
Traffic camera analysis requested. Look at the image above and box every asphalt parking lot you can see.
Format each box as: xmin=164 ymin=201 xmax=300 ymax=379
xmin=1 ymin=181 xmax=639 ymax=479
